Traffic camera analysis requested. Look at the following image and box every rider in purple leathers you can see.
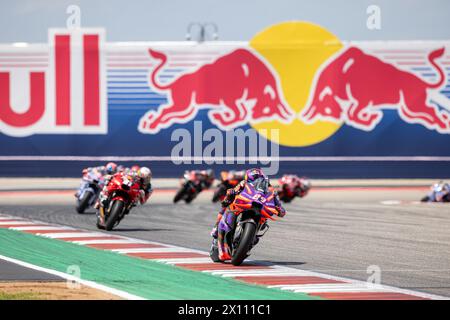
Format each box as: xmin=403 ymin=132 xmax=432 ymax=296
xmin=211 ymin=168 xmax=286 ymax=261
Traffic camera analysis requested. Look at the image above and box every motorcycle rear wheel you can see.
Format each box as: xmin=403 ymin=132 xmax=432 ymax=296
xmin=105 ymin=200 xmax=124 ymax=231
xmin=231 ymin=222 xmax=256 ymax=266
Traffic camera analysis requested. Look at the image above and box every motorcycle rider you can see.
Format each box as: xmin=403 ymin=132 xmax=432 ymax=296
xmin=212 ymin=168 xmax=286 ymax=261
xmin=281 ymin=174 xmax=311 ymax=198
xmin=75 ymin=162 xmax=118 ymax=197
xmin=135 ymin=167 xmax=153 ymax=205
xmin=422 ymin=181 xmax=450 ymax=202
xmin=186 ymin=169 xmax=215 ymax=192
xmin=95 ymin=166 xmax=153 ymax=210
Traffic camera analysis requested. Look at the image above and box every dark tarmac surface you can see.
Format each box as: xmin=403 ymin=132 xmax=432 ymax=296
xmin=0 ymin=258 xmax=62 ymax=281
xmin=0 ymin=187 xmax=449 ymax=297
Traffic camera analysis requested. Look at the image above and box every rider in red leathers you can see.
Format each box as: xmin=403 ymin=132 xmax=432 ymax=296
xmin=95 ymin=166 xmax=153 ymax=211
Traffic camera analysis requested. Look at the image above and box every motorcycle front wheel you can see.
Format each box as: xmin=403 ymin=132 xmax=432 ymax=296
xmin=231 ymin=222 xmax=257 ymax=266
xmin=173 ymin=186 xmax=186 ymax=203
xmin=105 ymin=200 xmax=124 ymax=231
xmin=76 ymin=190 xmax=93 ymax=214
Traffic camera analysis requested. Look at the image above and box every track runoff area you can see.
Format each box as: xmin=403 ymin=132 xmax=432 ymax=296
xmin=0 ymin=180 xmax=448 ymax=306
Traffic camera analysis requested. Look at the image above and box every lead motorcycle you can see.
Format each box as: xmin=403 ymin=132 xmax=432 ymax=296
xmin=97 ymin=173 xmax=141 ymax=231
xmin=210 ymin=177 xmax=280 ymax=266
xmin=75 ymin=169 xmax=104 ymax=214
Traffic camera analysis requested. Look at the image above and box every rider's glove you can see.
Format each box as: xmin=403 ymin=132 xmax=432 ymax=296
xmin=276 ymin=206 xmax=286 ymax=217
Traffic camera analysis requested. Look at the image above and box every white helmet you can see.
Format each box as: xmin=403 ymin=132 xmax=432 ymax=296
xmin=138 ymin=167 xmax=152 ymax=184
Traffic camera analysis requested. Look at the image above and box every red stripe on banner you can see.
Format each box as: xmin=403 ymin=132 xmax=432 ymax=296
xmin=309 ymin=292 xmax=428 ymax=300
xmin=55 ymin=35 xmax=71 ymax=125
xmin=83 ymin=34 xmax=100 ymax=125
xmin=127 ymin=252 xmax=207 ymax=259
xmin=86 ymin=243 xmax=166 ymax=250
xmin=178 ymin=263 xmax=271 ymax=271
xmin=234 ymin=276 xmax=345 ymax=286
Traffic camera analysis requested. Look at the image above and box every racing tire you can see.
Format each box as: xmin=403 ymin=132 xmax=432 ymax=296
xmin=76 ymin=191 xmax=92 ymax=214
xmin=231 ymin=222 xmax=257 ymax=266
xmin=105 ymin=200 xmax=124 ymax=231
xmin=173 ymin=187 xmax=186 ymax=203
xmin=96 ymin=217 xmax=105 ymax=230
xmin=212 ymin=185 xmax=226 ymax=203
xmin=185 ymin=194 xmax=195 ymax=204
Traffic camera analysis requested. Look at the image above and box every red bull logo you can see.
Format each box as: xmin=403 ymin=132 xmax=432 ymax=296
xmin=301 ymin=46 xmax=450 ymax=133
xmin=0 ymin=29 xmax=107 ymax=137
xmin=1 ymin=22 xmax=450 ymax=145
xmin=138 ymin=48 xmax=294 ymax=133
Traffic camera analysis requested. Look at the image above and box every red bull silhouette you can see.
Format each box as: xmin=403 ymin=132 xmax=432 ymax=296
xmin=301 ymin=47 xmax=450 ymax=133
xmin=138 ymin=49 xmax=294 ymax=133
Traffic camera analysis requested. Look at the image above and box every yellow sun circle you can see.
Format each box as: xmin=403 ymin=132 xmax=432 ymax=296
xmin=249 ymin=21 xmax=343 ymax=147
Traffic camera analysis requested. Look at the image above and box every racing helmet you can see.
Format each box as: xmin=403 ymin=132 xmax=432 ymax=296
xmin=131 ymin=165 xmax=140 ymax=173
xmin=138 ymin=167 xmax=152 ymax=184
xmin=244 ymin=168 xmax=266 ymax=182
xmin=299 ymin=177 xmax=311 ymax=194
xmin=105 ymin=162 xmax=118 ymax=174
xmin=205 ymin=169 xmax=214 ymax=179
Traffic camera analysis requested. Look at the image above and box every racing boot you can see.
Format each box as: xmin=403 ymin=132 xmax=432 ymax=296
xmin=210 ymin=210 xmax=224 ymax=238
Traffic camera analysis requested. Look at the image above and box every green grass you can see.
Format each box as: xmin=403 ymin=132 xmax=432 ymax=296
xmin=0 ymin=291 xmax=44 ymax=300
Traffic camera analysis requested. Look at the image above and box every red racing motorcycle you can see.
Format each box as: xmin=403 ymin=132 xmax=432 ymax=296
xmin=97 ymin=173 xmax=141 ymax=231
xmin=277 ymin=175 xmax=311 ymax=203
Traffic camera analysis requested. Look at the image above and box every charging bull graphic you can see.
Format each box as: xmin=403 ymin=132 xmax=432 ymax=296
xmin=138 ymin=48 xmax=294 ymax=133
xmin=301 ymin=46 xmax=450 ymax=133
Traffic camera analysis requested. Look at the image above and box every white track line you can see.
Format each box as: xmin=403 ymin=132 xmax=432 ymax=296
xmin=111 ymin=247 xmax=198 ymax=254
xmin=160 ymin=258 xmax=214 ymax=264
xmin=212 ymin=270 xmax=315 ymax=277
xmin=71 ymin=239 xmax=144 ymax=245
xmin=10 ymin=226 xmax=75 ymax=231
xmin=0 ymin=254 xmax=145 ymax=300
xmin=0 ymin=221 xmax=37 ymax=225
xmin=40 ymin=232 xmax=110 ymax=239
xmin=269 ymin=283 xmax=388 ymax=293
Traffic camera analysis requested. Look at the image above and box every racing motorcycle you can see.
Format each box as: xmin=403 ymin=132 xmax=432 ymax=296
xmin=277 ymin=175 xmax=310 ymax=203
xmin=210 ymin=177 xmax=280 ymax=266
xmin=97 ymin=174 xmax=141 ymax=231
xmin=75 ymin=170 xmax=104 ymax=214
xmin=421 ymin=181 xmax=450 ymax=203
xmin=212 ymin=170 xmax=244 ymax=203
xmin=173 ymin=171 xmax=202 ymax=203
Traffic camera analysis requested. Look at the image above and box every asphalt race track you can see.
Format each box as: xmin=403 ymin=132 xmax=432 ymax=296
xmin=0 ymin=187 xmax=449 ymax=297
